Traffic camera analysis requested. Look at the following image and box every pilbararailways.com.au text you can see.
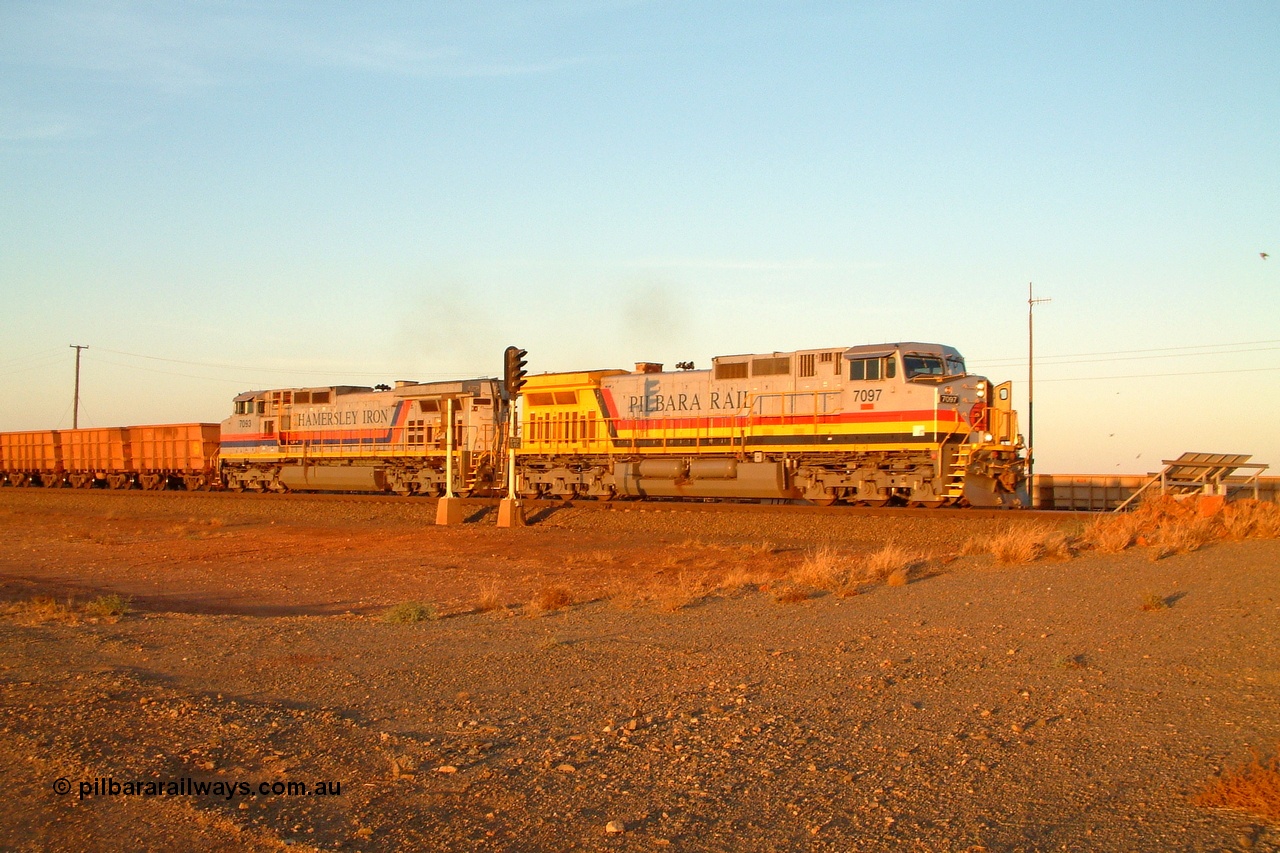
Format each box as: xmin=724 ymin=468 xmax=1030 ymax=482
xmin=53 ymin=776 xmax=343 ymax=800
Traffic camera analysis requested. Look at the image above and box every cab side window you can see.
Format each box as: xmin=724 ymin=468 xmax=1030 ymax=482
xmin=850 ymin=357 xmax=883 ymax=381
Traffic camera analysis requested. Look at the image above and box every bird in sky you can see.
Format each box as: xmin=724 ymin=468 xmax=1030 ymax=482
xmin=1263 ymin=252 xmax=1270 ymax=260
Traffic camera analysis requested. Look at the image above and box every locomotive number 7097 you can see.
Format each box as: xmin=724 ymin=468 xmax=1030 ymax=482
xmin=850 ymin=389 xmax=882 ymax=403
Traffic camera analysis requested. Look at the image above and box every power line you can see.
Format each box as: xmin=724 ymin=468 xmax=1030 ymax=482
xmin=92 ymin=347 xmax=476 ymax=378
xmin=1038 ymin=365 xmax=1280 ymax=382
xmin=975 ymin=338 xmax=1280 ymax=366
xmin=87 ymin=355 xmax=264 ymax=386
xmin=0 ymin=347 xmax=67 ymax=369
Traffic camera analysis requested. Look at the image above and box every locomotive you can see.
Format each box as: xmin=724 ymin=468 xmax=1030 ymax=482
xmin=513 ymin=342 xmax=1025 ymax=507
xmin=0 ymin=341 xmax=1027 ymax=507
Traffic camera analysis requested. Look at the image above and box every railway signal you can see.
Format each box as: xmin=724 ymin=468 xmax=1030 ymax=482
xmin=499 ymin=345 xmax=528 ymax=527
xmin=503 ymin=346 xmax=528 ymax=397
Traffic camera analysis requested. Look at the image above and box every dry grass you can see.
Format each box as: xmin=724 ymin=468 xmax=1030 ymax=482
xmin=4 ymin=593 xmax=133 ymax=624
xmin=382 ymin=601 xmax=438 ymax=624
xmin=738 ymin=541 xmax=777 ymax=557
xmin=475 ymin=580 xmax=503 ymax=613
xmin=653 ymin=571 xmax=706 ymax=611
xmin=975 ymin=523 xmax=1073 ymax=564
xmin=83 ymin=593 xmax=131 ymax=622
xmin=1084 ymin=513 xmax=1143 ymax=553
xmin=1220 ymin=499 xmax=1280 ymax=540
xmin=4 ymin=595 xmax=79 ymax=624
xmin=717 ymin=563 xmax=774 ymax=591
xmin=1083 ymin=495 xmax=1280 ymax=558
xmin=1140 ymin=593 xmax=1169 ymax=612
xmin=785 ymin=544 xmax=921 ymax=594
xmin=1193 ymin=744 xmax=1280 ymax=821
xmin=529 ymin=585 xmax=574 ymax=614
xmin=859 ymin=545 xmax=921 ymax=584
xmin=1147 ymin=517 xmax=1219 ymax=561
xmin=607 ymin=570 xmax=711 ymax=612
xmin=771 ymin=582 xmax=812 ymax=604
xmin=792 ymin=545 xmax=854 ymax=590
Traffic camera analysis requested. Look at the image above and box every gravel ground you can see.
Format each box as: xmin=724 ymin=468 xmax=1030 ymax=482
xmin=1 ymin=489 xmax=1278 ymax=851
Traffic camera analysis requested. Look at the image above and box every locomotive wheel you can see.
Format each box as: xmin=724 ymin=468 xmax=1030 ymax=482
xmin=859 ymin=499 xmax=890 ymax=508
xmin=908 ymin=499 xmax=946 ymax=509
xmin=808 ymin=495 xmax=838 ymax=507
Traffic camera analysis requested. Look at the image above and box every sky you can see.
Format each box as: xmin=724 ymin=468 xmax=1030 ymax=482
xmin=1 ymin=1 xmax=1277 ymax=475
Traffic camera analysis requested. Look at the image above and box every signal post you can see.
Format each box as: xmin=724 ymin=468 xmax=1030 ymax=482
xmin=434 ymin=396 xmax=464 ymax=526
xmin=497 ymin=346 xmax=528 ymax=528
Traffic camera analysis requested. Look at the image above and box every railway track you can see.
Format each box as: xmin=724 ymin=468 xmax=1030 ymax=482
xmin=1 ymin=486 xmax=1091 ymax=522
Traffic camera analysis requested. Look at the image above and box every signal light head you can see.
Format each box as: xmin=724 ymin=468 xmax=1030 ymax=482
xmin=503 ymin=346 xmax=528 ymax=396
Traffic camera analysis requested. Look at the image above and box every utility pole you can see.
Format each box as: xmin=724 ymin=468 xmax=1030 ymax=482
xmin=1027 ymin=284 xmax=1051 ymax=496
xmin=70 ymin=344 xmax=88 ymax=428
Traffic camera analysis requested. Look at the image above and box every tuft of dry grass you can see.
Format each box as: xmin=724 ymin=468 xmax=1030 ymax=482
xmin=1082 ymin=494 xmax=1280 ymax=557
xmin=785 ymin=544 xmax=921 ymax=594
xmin=84 ymin=593 xmax=131 ymax=622
xmin=4 ymin=595 xmax=79 ymax=624
xmin=771 ymin=582 xmax=811 ymax=604
xmin=653 ymin=571 xmax=705 ymax=612
xmin=859 ymin=545 xmax=920 ymax=583
xmin=1193 ymin=745 xmax=1280 ymax=821
xmin=382 ymin=601 xmax=438 ymax=624
xmin=739 ymin=541 xmax=777 ymax=557
xmin=1220 ymin=499 xmax=1280 ymax=540
xmin=962 ymin=523 xmax=1077 ymax=564
xmin=1147 ymin=517 xmax=1219 ymax=561
xmin=717 ymin=564 xmax=773 ymax=591
xmin=529 ymin=585 xmax=574 ymax=614
xmin=475 ymin=580 xmax=503 ymax=613
xmin=982 ymin=523 xmax=1073 ymax=564
xmin=1140 ymin=593 xmax=1168 ymax=611
xmin=792 ymin=545 xmax=853 ymax=590
xmin=1084 ymin=513 xmax=1143 ymax=553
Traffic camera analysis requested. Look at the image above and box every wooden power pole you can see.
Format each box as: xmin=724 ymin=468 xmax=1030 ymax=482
xmin=70 ymin=344 xmax=88 ymax=428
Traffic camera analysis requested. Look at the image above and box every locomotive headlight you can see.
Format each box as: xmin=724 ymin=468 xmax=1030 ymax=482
xmin=984 ymin=432 xmax=994 ymax=442
xmin=976 ymin=388 xmax=985 ymax=398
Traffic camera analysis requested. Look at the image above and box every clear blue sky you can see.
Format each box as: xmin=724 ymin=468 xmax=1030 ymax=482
xmin=2 ymin=1 xmax=1277 ymax=474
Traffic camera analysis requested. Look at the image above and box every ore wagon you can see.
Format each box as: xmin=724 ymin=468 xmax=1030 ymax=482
xmin=59 ymin=427 xmax=131 ymax=489
xmin=0 ymin=430 xmax=62 ymax=487
xmin=130 ymin=423 xmax=221 ymax=490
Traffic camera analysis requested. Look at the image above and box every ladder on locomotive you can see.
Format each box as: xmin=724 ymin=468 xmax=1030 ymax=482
xmin=945 ymin=445 xmax=971 ymax=501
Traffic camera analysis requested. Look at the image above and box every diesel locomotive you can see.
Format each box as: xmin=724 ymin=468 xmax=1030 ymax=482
xmin=0 ymin=341 xmax=1027 ymax=507
xmin=513 ymin=342 xmax=1025 ymax=507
